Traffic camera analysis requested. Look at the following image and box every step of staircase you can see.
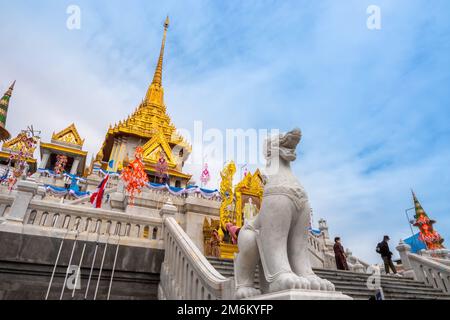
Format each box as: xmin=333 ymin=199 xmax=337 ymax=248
xmin=207 ymin=257 xmax=450 ymax=300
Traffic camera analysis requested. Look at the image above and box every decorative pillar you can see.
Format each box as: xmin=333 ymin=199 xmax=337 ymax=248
xmin=70 ymin=157 xmax=81 ymax=175
xmin=159 ymin=198 xmax=177 ymax=240
xmin=115 ymin=137 xmax=127 ymax=172
xmin=6 ymin=180 xmax=38 ymax=223
xmin=40 ymin=151 xmax=50 ymax=169
xmin=396 ymin=240 xmax=416 ymax=279
xmin=109 ymin=139 xmax=119 ymax=171
xmin=318 ymin=218 xmax=329 ymax=239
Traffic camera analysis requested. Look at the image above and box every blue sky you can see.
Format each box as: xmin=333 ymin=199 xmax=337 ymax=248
xmin=1 ymin=0 xmax=449 ymax=263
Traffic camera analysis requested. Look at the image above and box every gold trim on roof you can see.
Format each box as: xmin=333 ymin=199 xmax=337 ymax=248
xmin=219 ymin=161 xmax=237 ymax=233
xmin=2 ymin=132 xmax=37 ymax=155
xmin=142 ymin=130 xmax=177 ymax=167
xmin=52 ymin=123 xmax=85 ymax=147
xmin=0 ymin=151 xmax=36 ymax=164
xmin=143 ymin=165 xmax=192 ymax=179
xmin=234 ymin=169 xmax=264 ymax=228
xmin=102 ymin=17 xmax=191 ymax=154
xmin=40 ymin=142 xmax=88 ymax=157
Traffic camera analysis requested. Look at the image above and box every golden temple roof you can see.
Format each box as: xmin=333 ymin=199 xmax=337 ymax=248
xmin=106 ymin=16 xmax=191 ymax=153
xmin=2 ymin=131 xmax=37 ymax=154
xmin=52 ymin=123 xmax=85 ymax=148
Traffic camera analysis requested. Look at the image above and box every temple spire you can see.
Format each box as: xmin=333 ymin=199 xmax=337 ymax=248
xmin=0 ymin=80 xmax=15 ymax=141
xmin=411 ymin=190 xmax=445 ymax=250
xmin=145 ymin=17 xmax=169 ymax=106
xmin=152 ymin=16 xmax=169 ymax=87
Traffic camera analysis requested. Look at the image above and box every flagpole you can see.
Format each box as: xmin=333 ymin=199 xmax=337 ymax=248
xmin=60 ymin=230 xmax=80 ymax=300
xmin=72 ymin=239 xmax=86 ymax=298
xmin=94 ymin=234 xmax=110 ymax=300
xmin=107 ymin=235 xmax=121 ymax=300
xmin=45 ymin=229 xmax=70 ymax=300
xmin=84 ymin=233 xmax=100 ymax=299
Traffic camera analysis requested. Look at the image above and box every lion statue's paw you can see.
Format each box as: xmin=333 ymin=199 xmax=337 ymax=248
xmin=269 ymin=273 xmax=310 ymax=292
xmin=235 ymin=287 xmax=261 ymax=300
xmin=305 ymin=275 xmax=335 ymax=292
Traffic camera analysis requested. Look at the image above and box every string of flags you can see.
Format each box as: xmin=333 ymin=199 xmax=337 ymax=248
xmin=147 ymin=182 xmax=220 ymax=199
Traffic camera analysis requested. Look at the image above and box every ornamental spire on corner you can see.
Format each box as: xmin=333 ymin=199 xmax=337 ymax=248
xmin=411 ymin=190 xmax=445 ymax=250
xmin=0 ymin=80 xmax=15 ymax=141
xmin=145 ymin=16 xmax=170 ymax=107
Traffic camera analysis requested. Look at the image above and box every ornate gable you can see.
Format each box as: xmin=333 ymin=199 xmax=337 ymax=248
xmin=142 ymin=130 xmax=176 ymax=167
xmin=52 ymin=124 xmax=84 ymax=147
xmin=2 ymin=132 xmax=37 ymax=155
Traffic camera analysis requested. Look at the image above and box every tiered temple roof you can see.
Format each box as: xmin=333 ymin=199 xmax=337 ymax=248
xmin=96 ymin=17 xmax=192 ymax=182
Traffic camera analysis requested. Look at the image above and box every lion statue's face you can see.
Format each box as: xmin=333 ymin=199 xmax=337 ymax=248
xmin=264 ymin=128 xmax=302 ymax=162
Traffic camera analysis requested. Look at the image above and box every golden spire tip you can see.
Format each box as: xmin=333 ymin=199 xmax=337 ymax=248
xmin=165 ymin=16 xmax=170 ymax=28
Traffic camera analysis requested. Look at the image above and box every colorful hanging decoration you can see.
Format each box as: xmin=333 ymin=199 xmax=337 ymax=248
xmin=155 ymin=151 xmax=168 ymax=183
xmin=54 ymin=155 xmax=68 ymax=175
xmin=200 ymin=163 xmax=211 ymax=187
xmin=121 ymin=146 xmax=149 ymax=204
xmin=7 ymin=132 xmax=38 ymax=190
xmin=45 ymin=185 xmax=90 ymax=199
xmin=146 ymin=182 xmax=220 ymax=199
xmin=412 ymin=191 xmax=445 ymax=250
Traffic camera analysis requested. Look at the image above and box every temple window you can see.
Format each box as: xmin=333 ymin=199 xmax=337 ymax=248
xmin=51 ymin=214 xmax=60 ymax=227
xmin=74 ymin=217 xmax=81 ymax=231
xmin=152 ymin=227 xmax=158 ymax=240
xmin=175 ymin=180 xmax=181 ymax=188
xmin=95 ymin=220 xmax=102 ymax=234
xmin=40 ymin=212 xmax=49 ymax=226
xmin=106 ymin=221 xmax=112 ymax=235
xmin=85 ymin=218 xmax=92 ymax=232
xmin=62 ymin=216 xmax=71 ymax=229
xmin=27 ymin=210 xmax=37 ymax=225
xmin=143 ymin=226 xmax=150 ymax=239
xmin=115 ymin=222 xmax=122 ymax=236
xmin=136 ymin=225 xmax=141 ymax=238
xmin=125 ymin=223 xmax=131 ymax=237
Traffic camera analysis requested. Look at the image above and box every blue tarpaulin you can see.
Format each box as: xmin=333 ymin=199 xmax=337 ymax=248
xmin=404 ymin=233 xmax=427 ymax=253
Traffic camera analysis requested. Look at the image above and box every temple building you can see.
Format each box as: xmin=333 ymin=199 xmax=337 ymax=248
xmin=0 ymin=131 xmax=38 ymax=174
xmin=1 ymin=17 xmax=449 ymax=301
xmin=39 ymin=123 xmax=87 ymax=176
xmin=95 ymin=17 xmax=192 ymax=188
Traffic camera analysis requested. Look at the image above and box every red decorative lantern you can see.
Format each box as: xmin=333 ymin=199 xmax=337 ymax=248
xmin=121 ymin=147 xmax=149 ymax=204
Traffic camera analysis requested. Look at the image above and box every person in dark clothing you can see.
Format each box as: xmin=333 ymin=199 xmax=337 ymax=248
xmin=376 ymin=235 xmax=397 ymax=274
xmin=333 ymin=237 xmax=349 ymax=271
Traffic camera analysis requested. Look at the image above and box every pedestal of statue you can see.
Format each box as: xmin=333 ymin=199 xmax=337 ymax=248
xmin=244 ymin=289 xmax=353 ymax=300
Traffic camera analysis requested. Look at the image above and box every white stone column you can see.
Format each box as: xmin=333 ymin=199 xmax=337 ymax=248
xmin=109 ymin=139 xmax=119 ymax=171
xmin=40 ymin=152 xmax=51 ymax=169
xmin=396 ymin=240 xmax=416 ymax=279
xmin=6 ymin=180 xmax=38 ymax=223
xmin=70 ymin=157 xmax=81 ymax=175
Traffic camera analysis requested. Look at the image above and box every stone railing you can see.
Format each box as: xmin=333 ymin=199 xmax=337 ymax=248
xmin=409 ymin=254 xmax=450 ymax=293
xmin=0 ymin=181 xmax=163 ymax=244
xmin=397 ymin=241 xmax=450 ymax=293
xmin=23 ymin=199 xmax=163 ymax=241
xmin=158 ymin=216 xmax=233 ymax=300
xmin=308 ymin=233 xmax=323 ymax=253
xmin=323 ymin=252 xmax=337 ymax=270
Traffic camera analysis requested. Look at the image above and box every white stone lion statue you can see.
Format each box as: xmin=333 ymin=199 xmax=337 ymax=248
xmin=234 ymin=128 xmax=335 ymax=299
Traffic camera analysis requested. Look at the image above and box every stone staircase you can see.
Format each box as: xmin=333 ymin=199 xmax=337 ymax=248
xmin=207 ymin=257 xmax=450 ymax=300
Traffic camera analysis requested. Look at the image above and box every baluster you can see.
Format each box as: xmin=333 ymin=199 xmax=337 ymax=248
xmin=193 ymin=278 xmax=198 ymax=300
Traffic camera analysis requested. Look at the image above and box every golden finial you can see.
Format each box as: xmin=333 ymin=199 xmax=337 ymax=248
xmin=151 ymin=16 xmax=169 ymax=87
xmin=164 ymin=15 xmax=170 ymax=30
